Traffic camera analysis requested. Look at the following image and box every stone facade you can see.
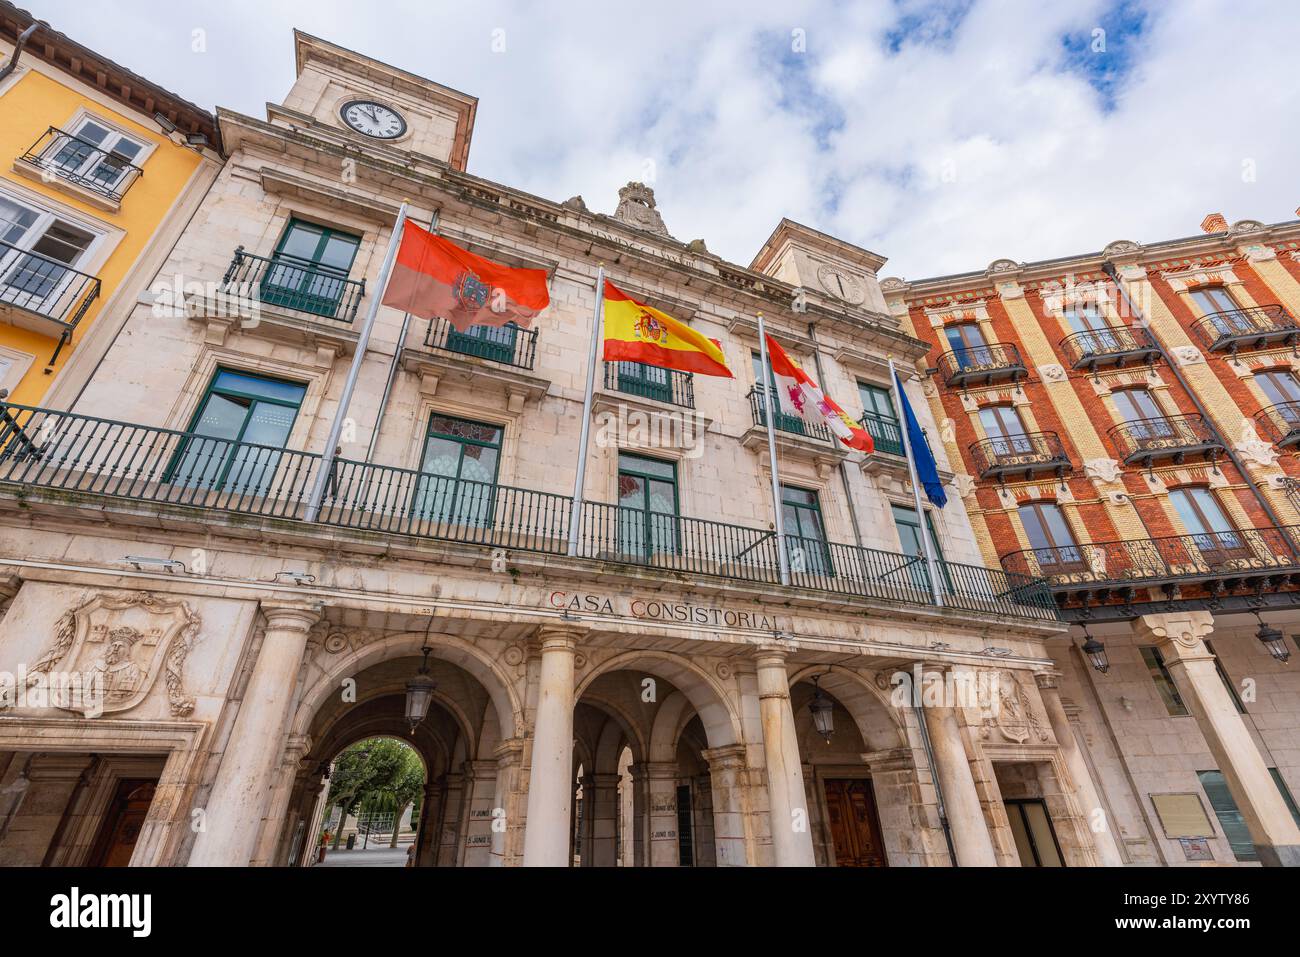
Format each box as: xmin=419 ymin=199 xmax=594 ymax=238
xmin=0 ymin=30 xmax=1138 ymax=869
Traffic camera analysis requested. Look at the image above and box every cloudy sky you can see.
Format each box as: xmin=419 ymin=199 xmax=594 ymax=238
xmin=29 ymin=0 xmax=1300 ymax=278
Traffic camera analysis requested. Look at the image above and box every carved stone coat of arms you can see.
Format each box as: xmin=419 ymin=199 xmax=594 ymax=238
xmin=28 ymin=592 xmax=200 ymax=716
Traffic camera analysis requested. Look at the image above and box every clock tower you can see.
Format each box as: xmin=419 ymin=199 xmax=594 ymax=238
xmin=278 ymin=31 xmax=478 ymax=171
xmin=749 ymin=218 xmax=893 ymax=324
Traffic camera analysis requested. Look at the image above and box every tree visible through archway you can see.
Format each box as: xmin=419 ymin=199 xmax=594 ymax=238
xmin=318 ymin=737 xmax=425 ymax=866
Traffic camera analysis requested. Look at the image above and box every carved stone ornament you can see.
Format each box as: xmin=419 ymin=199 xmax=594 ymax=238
xmin=1171 ymin=345 xmax=1204 ymax=367
xmin=983 ymin=672 xmax=1049 ymax=744
xmin=1037 ymin=363 xmax=1067 ymax=383
xmin=612 ymin=181 xmax=671 ymax=238
xmin=1101 ymin=239 xmax=1141 ymax=258
xmin=952 ymin=473 xmax=976 ymax=498
xmin=561 ymin=195 xmax=589 ymax=212
xmin=1084 ymin=458 xmax=1123 ymax=484
xmin=1236 ymin=417 xmax=1280 ymax=467
xmin=28 ymin=592 xmax=199 ymax=716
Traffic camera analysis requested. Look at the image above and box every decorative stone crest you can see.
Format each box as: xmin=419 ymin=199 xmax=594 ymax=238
xmin=1083 ymin=458 xmax=1123 ymax=484
xmin=982 ymin=671 xmax=1049 ymax=744
xmin=1235 ymin=417 xmax=1280 ymax=467
xmin=612 ymin=181 xmax=671 ymax=238
xmin=951 ymin=473 xmax=976 ymax=499
xmin=1037 ymin=363 xmax=1067 ymax=384
xmin=29 ymin=592 xmax=199 ymax=716
xmin=1171 ymin=345 xmax=1204 ymax=367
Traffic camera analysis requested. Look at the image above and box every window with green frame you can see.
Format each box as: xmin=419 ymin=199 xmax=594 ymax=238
xmin=751 ymin=351 xmax=806 ymax=435
xmin=1139 ymin=646 xmax=1189 ymax=717
xmin=412 ymin=414 xmax=503 ymax=529
xmin=891 ymin=504 xmax=948 ymax=592
xmin=169 ymin=368 xmax=307 ymax=494
xmin=1197 ymin=768 xmax=1300 ymax=863
xmin=781 ymin=484 xmax=831 ymax=577
xmin=857 ymin=382 xmax=903 ymax=456
xmin=1203 ymin=640 xmax=1246 ymax=714
xmin=261 ymin=218 xmax=361 ymax=318
xmin=616 ymin=453 xmax=678 ymax=561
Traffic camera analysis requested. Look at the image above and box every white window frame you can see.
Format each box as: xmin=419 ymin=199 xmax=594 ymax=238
xmin=0 ymin=343 xmax=36 ymax=395
xmin=0 ymin=186 xmax=106 ymax=316
xmin=37 ymin=109 xmax=154 ymax=196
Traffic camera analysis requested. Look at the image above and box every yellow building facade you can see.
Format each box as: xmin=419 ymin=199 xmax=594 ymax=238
xmin=0 ymin=2 xmax=219 ymax=405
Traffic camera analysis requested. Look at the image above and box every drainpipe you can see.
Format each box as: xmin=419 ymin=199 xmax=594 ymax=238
xmin=1101 ymin=261 xmax=1295 ymax=541
xmin=0 ymin=22 xmax=39 ymax=84
xmin=806 ymin=320 xmax=865 ymax=548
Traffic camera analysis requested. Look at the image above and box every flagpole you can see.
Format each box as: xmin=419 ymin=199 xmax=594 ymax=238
xmin=757 ymin=314 xmax=791 ymax=586
xmin=566 ymin=265 xmax=604 ymax=557
xmin=889 ymin=358 xmax=944 ymax=607
xmin=304 ymin=201 xmax=410 ymax=523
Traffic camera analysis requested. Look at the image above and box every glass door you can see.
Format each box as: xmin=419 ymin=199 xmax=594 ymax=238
xmin=617 ymin=453 xmax=678 ymax=562
xmin=1017 ymin=502 xmax=1084 ymax=574
xmin=615 ymin=361 xmax=672 ymax=403
xmin=0 ymin=195 xmax=95 ymax=317
xmin=944 ymin=322 xmax=989 ymax=371
xmin=412 ymin=415 xmax=502 ymax=529
xmin=261 ymin=219 xmax=360 ymax=318
xmin=45 ymin=119 xmax=144 ymax=194
xmin=1169 ymin=487 xmax=1246 ymax=563
xmin=169 ymin=369 xmax=307 ymax=496
xmin=781 ymin=484 xmax=831 ymax=577
xmin=891 ymin=504 xmax=948 ymax=592
xmin=979 ymin=404 xmax=1032 ymax=457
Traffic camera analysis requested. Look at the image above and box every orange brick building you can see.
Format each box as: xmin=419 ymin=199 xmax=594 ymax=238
xmin=883 ymin=212 xmax=1300 ymax=865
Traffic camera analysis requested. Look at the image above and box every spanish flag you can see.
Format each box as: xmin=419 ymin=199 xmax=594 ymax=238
xmin=602 ymin=281 xmax=733 ymax=377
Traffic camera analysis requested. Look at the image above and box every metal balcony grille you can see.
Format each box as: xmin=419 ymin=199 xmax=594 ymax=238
xmin=1107 ymin=414 xmax=1223 ymax=467
xmin=603 ymin=362 xmax=694 ymax=408
xmin=18 ymin=127 xmax=144 ymax=203
xmin=1254 ymin=402 xmax=1300 ymax=448
xmin=425 ymin=316 xmax=539 ymax=371
xmin=1191 ymin=305 xmax=1300 ymax=356
xmin=860 ymin=413 xmax=903 ymax=456
xmin=221 ymin=247 xmax=365 ymax=323
xmin=970 ymin=431 xmax=1071 ymax=481
xmin=747 ymin=386 xmax=833 ymax=442
xmin=1059 ymin=326 xmax=1160 ymax=371
xmin=0 ymin=237 xmax=101 ymax=330
xmin=936 ymin=343 xmax=1027 ymax=388
xmin=0 ymin=400 xmax=1058 ymax=622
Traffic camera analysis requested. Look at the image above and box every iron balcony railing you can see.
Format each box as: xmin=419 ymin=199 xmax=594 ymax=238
xmin=970 ymin=431 xmax=1071 ymax=481
xmin=936 ymin=343 xmax=1027 ymax=388
xmin=1059 ymin=326 xmax=1161 ymax=371
xmin=424 ymin=316 xmax=538 ymax=371
xmin=1254 ymin=402 xmax=1300 ymax=448
xmin=1191 ymin=305 xmax=1300 ymax=356
xmin=19 ymin=127 xmax=144 ymax=203
xmin=0 ymin=401 xmax=1058 ymax=621
xmin=221 ymin=247 xmax=366 ymax=323
xmin=603 ymin=362 xmax=695 ymax=409
xmin=0 ymin=236 xmax=101 ymax=331
xmin=1001 ymin=526 xmax=1300 ymax=590
xmin=747 ymin=386 xmax=833 ymax=442
xmin=859 ymin=413 xmax=903 ymax=456
xmin=1108 ymin=414 xmax=1223 ymax=467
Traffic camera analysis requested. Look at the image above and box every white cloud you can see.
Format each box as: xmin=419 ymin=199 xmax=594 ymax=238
xmin=27 ymin=0 xmax=1300 ymax=277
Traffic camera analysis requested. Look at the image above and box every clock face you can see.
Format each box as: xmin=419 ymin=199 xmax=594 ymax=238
xmin=816 ymin=263 xmax=866 ymax=305
xmin=340 ymin=100 xmax=406 ymax=139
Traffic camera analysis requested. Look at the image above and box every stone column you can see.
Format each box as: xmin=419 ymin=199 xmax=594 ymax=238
xmin=755 ymin=649 xmax=816 ymax=866
xmin=1138 ymin=612 xmax=1300 ymax=867
xmin=490 ymin=738 xmax=525 ymax=866
xmin=522 ymin=626 xmax=579 ymax=866
xmin=703 ymin=744 xmax=755 ymax=866
xmin=1034 ymin=671 xmax=1125 ymax=867
xmin=189 ymin=602 xmax=319 ymax=866
xmin=922 ymin=693 xmax=997 ymax=866
xmin=583 ymin=772 xmax=620 ymax=867
xmin=249 ymin=733 xmax=312 ymax=866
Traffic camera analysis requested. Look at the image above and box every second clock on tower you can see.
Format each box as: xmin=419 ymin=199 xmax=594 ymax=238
xmin=340 ymin=100 xmax=407 ymax=139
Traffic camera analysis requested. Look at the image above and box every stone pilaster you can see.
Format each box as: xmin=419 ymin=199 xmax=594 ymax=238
xmin=1034 ymin=671 xmax=1124 ymax=866
xmin=189 ymin=601 xmax=320 ymax=866
xmin=1137 ymin=612 xmax=1300 ymax=867
xmin=921 ymin=677 xmax=998 ymax=866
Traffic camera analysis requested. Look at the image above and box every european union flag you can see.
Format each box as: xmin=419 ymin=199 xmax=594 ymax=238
xmin=892 ymin=368 xmax=947 ymax=509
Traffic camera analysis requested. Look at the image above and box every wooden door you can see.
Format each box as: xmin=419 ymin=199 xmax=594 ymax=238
xmin=823 ymin=778 xmax=888 ymax=867
xmin=86 ymin=779 xmax=157 ymax=867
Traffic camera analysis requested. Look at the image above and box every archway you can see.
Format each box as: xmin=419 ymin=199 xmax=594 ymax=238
xmin=314 ymin=734 xmax=428 ymax=867
xmin=571 ymin=654 xmax=744 ymax=867
xmin=274 ymin=636 xmax=524 ymax=868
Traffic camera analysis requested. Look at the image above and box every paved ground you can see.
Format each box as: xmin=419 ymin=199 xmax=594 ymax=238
xmin=314 ymin=846 xmax=410 ymax=867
